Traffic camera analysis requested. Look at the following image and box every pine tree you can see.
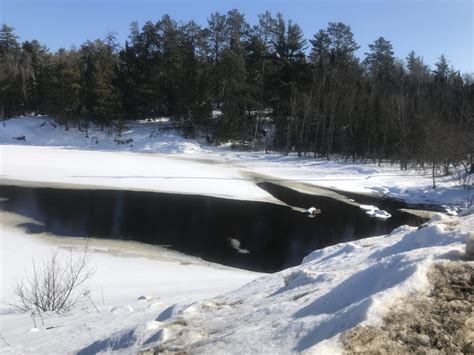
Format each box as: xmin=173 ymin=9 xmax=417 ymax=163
xmin=433 ymin=54 xmax=450 ymax=85
xmin=45 ymin=48 xmax=81 ymax=122
xmin=179 ymin=20 xmax=212 ymax=123
xmin=363 ymin=37 xmax=397 ymax=161
xmin=80 ymin=38 xmax=122 ymax=124
xmin=207 ymin=12 xmax=228 ymax=108
xmin=0 ymin=24 xmax=22 ymax=117
xmin=309 ymin=23 xmax=360 ymax=158
xmin=21 ymin=40 xmax=50 ymax=113
xmin=268 ymin=13 xmax=309 ymax=150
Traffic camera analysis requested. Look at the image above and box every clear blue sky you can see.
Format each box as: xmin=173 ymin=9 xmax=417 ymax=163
xmin=1 ymin=0 xmax=473 ymax=73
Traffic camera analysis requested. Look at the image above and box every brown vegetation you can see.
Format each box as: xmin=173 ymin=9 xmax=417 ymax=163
xmin=343 ymin=261 xmax=474 ymax=354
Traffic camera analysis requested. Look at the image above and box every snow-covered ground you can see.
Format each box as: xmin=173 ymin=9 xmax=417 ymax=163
xmin=139 ymin=210 xmax=473 ymax=354
xmin=1 ymin=208 xmax=472 ymax=354
xmin=1 ymin=116 xmax=471 ymax=209
xmin=0 ymin=145 xmax=283 ymax=204
xmin=0 ymin=212 xmax=260 ymax=354
xmin=1 ymin=116 xmax=473 ymax=354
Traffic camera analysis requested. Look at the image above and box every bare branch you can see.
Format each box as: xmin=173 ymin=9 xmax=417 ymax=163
xmin=11 ymin=246 xmax=94 ymax=313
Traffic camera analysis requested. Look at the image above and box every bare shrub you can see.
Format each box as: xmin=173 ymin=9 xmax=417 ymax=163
xmin=12 ymin=247 xmax=94 ymax=312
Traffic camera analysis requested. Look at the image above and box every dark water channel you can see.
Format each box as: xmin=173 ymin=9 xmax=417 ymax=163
xmin=0 ymin=184 xmax=427 ymax=272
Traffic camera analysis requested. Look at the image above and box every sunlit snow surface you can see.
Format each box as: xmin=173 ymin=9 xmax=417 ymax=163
xmin=0 ymin=116 xmax=470 ymax=209
xmin=1 ymin=210 xmax=472 ymax=354
xmin=0 ymin=213 xmax=260 ymax=354
xmin=0 ymin=116 xmax=472 ymax=354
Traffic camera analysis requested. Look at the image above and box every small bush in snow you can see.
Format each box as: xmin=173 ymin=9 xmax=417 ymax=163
xmin=12 ymin=247 xmax=94 ymax=312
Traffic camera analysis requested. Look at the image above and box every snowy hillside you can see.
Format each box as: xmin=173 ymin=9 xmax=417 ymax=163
xmin=0 ymin=116 xmax=208 ymax=154
xmin=1 ymin=116 xmax=471 ymax=209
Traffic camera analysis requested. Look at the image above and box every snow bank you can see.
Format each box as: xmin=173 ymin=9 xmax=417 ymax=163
xmin=134 ymin=212 xmax=472 ymax=354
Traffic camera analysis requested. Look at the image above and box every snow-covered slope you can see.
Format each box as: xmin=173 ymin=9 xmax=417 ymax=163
xmin=136 ymin=212 xmax=473 ymax=354
xmin=0 ymin=116 xmax=206 ymax=154
xmin=1 ymin=210 xmax=471 ymax=354
xmin=1 ymin=116 xmax=470 ymax=209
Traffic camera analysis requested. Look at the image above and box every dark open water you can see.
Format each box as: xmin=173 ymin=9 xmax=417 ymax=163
xmin=0 ymin=184 xmax=427 ymax=272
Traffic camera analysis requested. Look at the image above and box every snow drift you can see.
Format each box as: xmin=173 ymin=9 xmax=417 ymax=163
xmin=135 ymin=211 xmax=472 ymax=354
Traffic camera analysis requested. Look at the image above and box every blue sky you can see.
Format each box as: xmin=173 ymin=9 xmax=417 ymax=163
xmin=1 ymin=0 xmax=473 ymax=73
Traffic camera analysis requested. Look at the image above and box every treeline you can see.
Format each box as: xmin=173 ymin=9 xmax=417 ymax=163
xmin=0 ymin=11 xmax=473 ymax=171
